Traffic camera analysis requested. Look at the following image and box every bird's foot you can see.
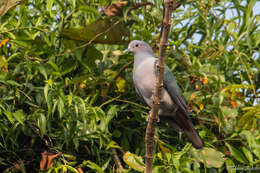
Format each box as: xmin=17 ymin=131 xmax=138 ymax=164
xmin=146 ymin=111 xmax=160 ymax=122
xmin=157 ymin=116 xmax=160 ymax=122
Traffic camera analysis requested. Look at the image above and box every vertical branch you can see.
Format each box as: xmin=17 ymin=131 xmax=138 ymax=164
xmin=145 ymin=0 xmax=180 ymax=173
xmin=111 ymin=149 xmax=124 ymax=171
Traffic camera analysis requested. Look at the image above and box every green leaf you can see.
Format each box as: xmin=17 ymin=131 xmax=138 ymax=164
xmin=62 ymin=154 xmax=76 ymax=161
xmin=225 ymin=142 xmax=248 ymax=164
xmin=112 ymin=129 xmax=121 ymax=138
xmin=106 ymin=105 xmax=117 ymax=124
xmin=38 ymin=114 xmax=46 ymax=139
xmin=6 ymin=80 xmax=22 ymax=87
xmin=240 ymin=130 xmax=260 ymax=159
xmin=47 ymin=0 xmax=54 ymax=18
xmin=48 ymin=61 xmax=59 ymax=71
xmin=61 ymin=19 xmax=129 ymax=45
xmin=4 ymin=111 xmax=14 ymax=124
xmin=78 ymin=6 xmax=101 ymax=16
xmin=82 ymin=46 xmax=103 ymax=67
xmin=64 ymin=165 xmax=78 ymax=173
xmin=123 ymin=151 xmax=145 ymax=172
xmin=105 ymin=141 xmax=121 ymax=150
xmin=225 ymin=159 xmax=236 ymax=173
xmin=12 ymin=110 xmax=25 ymax=125
xmin=68 ymin=93 xmax=73 ymax=106
xmin=221 ymin=106 xmax=238 ymax=134
xmin=60 ymin=58 xmax=77 ymax=76
xmin=242 ymin=147 xmax=253 ymax=165
xmin=236 ymin=111 xmax=257 ymax=131
xmin=116 ymin=77 xmax=126 ymax=92
xmin=7 ymin=52 xmax=20 ymax=62
xmin=84 ymin=160 xmax=104 ymax=173
xmin=44 ymin=84 xmax=49 ymax=103
xmin=221 ymin=106 xmax=238 ymax=118
xmin=253 ymin=30 xmax=260 ymax=47
xmin=195 ymin=147 xmax=225 ymax=168
xmin=38 ymin=65 xmax=48 ymax=80
xmin=57 ymin=97 xmax=64 ymax=118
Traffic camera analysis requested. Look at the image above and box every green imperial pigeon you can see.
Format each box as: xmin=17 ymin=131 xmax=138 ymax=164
xmin=124 ymin=40 xmax=203 ymax=149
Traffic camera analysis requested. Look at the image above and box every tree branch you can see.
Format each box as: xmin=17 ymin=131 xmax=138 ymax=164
xmin=112 ymin=149 xmax=124 ymax=172
xmin=145 ymin=1 xmax=178 ymax=172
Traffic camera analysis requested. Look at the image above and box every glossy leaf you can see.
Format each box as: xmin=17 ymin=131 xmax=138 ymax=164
xmin=38 ymin=114 xmax=47 ymax=139
xmin=194 ymin=147 xmax=225 ymax=168
xmin=225 ymin=143 xmax=248 ymax=164
xmin=123 ymin=151 xmax=145 ymax=172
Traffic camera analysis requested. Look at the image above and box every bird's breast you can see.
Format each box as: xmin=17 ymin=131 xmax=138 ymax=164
xmin=133 ymin=58 xmax=176 ymax=115
xmin=133 ymin=59 xmax=156 ymax=97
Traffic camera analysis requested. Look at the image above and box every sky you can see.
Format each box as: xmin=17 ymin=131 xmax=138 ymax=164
xmin=189 ymin=1 xmax=260 ymax=43
xmin=253 ymin=1 xmax=260 ymax=16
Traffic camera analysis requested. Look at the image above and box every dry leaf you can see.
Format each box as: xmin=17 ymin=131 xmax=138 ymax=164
xmin=101 ymin=1 xmax=128 ymax=17
xmin=230 ymin=99 xmax=238 ymax=108
xmin=40 ymin=150 xmax=62 ymax=170
xmin=0 ymin=0 xmax=21 ymax=17
xmin=40 ymin=151 xmax=48 ymax=170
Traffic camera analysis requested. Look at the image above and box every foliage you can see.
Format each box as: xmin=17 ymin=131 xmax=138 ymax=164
xmin=0 ymin=0 xmax=259 ymax=172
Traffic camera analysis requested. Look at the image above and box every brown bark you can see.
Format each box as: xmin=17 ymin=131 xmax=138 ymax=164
xmin=112 ymin=148 xmax=124 ymax=172
xmin=145 ymin=1 xmax=181 ymax=173
xmin=40 ymin=151 xmax=61 ymax=171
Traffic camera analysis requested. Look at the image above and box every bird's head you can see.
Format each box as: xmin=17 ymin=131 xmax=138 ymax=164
xmin=124 ymin=40 xmax=154 ymax=55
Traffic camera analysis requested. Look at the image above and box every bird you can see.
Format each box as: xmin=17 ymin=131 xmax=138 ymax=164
xmin=124 ymin=40 xmax=203 ymax=149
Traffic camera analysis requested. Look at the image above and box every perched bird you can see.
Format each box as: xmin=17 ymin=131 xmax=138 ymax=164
xmin=124 ymin=40 xmax=203 ymax=149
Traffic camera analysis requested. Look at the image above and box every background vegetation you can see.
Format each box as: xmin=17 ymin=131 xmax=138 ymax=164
xmin=0 ymin=0 xmax=259 ymax=172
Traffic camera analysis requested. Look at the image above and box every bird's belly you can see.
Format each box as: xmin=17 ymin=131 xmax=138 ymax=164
xmin=135 ymin=74 xmax=155 ymax=99
xmin=133 ymin=61 xmax=156 ymax=99
xmin=134 ymin=74 xmax=176 ymax=115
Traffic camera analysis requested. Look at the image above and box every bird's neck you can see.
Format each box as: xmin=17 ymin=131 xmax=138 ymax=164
xmin=134 ymin=52 xmax=155 ymax=70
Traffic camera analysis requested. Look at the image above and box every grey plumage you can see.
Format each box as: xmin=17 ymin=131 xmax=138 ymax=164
xmin=125 ymin=40 xmax=203 ymax=149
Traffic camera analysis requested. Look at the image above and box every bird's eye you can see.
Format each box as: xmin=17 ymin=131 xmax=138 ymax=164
xmin=135 ymin=44 xmax=139 ymax=47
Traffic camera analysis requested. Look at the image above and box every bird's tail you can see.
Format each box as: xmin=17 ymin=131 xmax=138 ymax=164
xmin=162 ymin=111 xmax=204 ymax=149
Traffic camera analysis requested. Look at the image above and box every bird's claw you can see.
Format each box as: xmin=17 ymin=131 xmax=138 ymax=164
xmin=146 ymin=111 xmax=160 ymax=122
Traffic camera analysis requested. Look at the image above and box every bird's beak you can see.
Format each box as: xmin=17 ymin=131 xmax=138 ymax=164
xmin=123 ymin=47 xmax=131 ymax=53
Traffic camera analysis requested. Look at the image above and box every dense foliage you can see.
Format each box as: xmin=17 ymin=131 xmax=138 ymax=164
xmin=0 ymin=0 xmax=259 ymax=172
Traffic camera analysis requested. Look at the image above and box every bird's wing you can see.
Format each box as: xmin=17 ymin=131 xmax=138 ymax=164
xmin=134 ymin=85 xmax=147 ymax=104
xmin=154 ymin=60 xmax=189 ymax=115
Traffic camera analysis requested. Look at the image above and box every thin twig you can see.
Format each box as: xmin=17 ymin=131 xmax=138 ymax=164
xmin=27 ymin=56 xmax=49 ymax=62
xmin=237 ymin=52 xmax=257 ymax=98
xmin=101 ymin=95 xmax=149 ymax=110
xmin=145 ymin=1 xmax=180 ymax=173
xmin=102 ymin=60 xmax=134 ymax=102
xmin=113 ymin=61 xmax=134 ymax=83
xmin=56 ymin=20 xmax=121 ymax=57
xmin=112 ymin=149 xmax=124 ymax=172
xmin=17 ymin=89 xmax=32 ymax=101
